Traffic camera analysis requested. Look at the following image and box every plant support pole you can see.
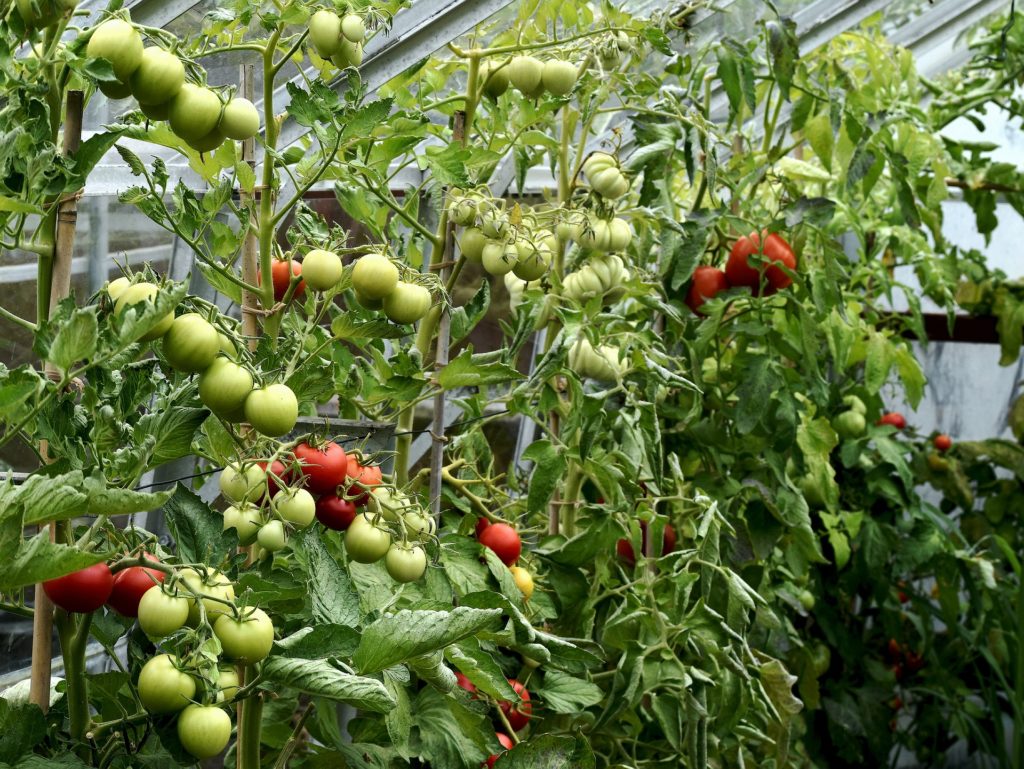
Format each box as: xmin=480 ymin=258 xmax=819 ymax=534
xmin=30 ymin=90 xmax=83 ymax=712
xmin=239 ymin=64 xmax=260 ymax=350
xmin=428 ymin=111 xmax=464 ymax=518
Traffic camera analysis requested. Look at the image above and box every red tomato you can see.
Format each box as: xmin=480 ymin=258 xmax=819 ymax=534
xmin=499 ymin=680 xmax=532 ymax=731
xmin=877 ymin=412 xmax=907 ymax=430
xmin=616 ymin=519 xmax=677 ymax=566
xmin=485 ymin=733 xmax=514 ymax=767
xmin=259 ymin=258 xmax=304 ymax=302
xmin=725 ymin=231 xmax=796 ymax=295
xmin=294 ymin=441 xmax=348 ymax=494
xmin=455 ymin=672 xmax=477 ymax=695
xmin=315 ymin=494 xmax=358 ymax=531
xmin=475 ymin=517 xmax=490 ymax=537
xmin=259 ymin=458 xmax=291 ymax=498
xmin=933 ymin=434 xmax=952 ymax=452
xmin=685 ymin=266 xmax=729 ymax=315
xmin=43 ymin=563 xmax=114 ymax=613
xmin=346 ymin=456 xmax=383 ymax=506
xmin=478 ymin=523 xmax=521 ymax=565
xmin=107 ymin=556 xmax=165 ymax=617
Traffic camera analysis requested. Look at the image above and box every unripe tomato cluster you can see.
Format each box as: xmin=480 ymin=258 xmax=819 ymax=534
xmin=563 ymin=253 xmax=631 ymax=306
xmin=567 ymin=337 xmax=625 ymax=383
xmin=832 ymin=394 xmax=867 ymax=440
xmin=346 ymin=486 xmax=435 ymax=582
xmin=308 ymin=8 xmax=366 ymax=69
xmin=84 ymin=16 xmax=259 ymax=153
xmin=106 ymin=276 xmax=299 ymax=438
xmin=350 ymin=252 xmax=433 ymax=324
xmin=451 ymin=192 xmax=556 ymax=281
xmin=685 ymin=230 xmax=799 ymax=314
xmin=501 ymin=55 xmax=578 ymax=99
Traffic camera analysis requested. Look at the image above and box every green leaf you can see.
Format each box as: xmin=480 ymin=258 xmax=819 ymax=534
xmin=764 ymin=18 xmax=799 ymax=98
xmin=135 ymin=407 xmax=208 ymax=467
xmin=760 ymin=659 xmax=803 ymax=719
xmin=804 ymin=112 xmax=834 ymax=171
xmin=13 ymin=471 xmax=89 ymax=527
xmin=261 ymin=658 xmax=395 ymax=712
xmin=0 ymin=195 xmax=43 ymax=215
xmin=273 ymin=625 xmax=361 ymax=659
xmin=353 ymin=607 xmax=503 ymax=673
xmin=0 ymin=532 xmax=109 ymax=591
xmin=717 ymin=50 xmax=743 ymax=121
xmin=0 ymin=698 xmax=47 ymax=763
xmin=894 ymin=344 xmax=925 ymax=407
xmin=162 ymin=484 xmax=235 ymax=566
xmin=522 ymin=440 xmax=567 ymax=515
xmin=412 ymin=686 xmax=492 ymax=767
xmin=450 ymin=279 xmax=491 ymax=347
xmin=734 ymin=355 xmax=775 ymax=434
xmin=864 ymin=333 xmax=894 ymax=393
xmin=536 ymin=670 xmax=603 ymax=714
xmin=499 ymin=734 xmax=596 ymax=769
xmin=43 ymin=307 xmax=97 ymax=373
xmin=438 ymin=349 xmax=524 ymax=390
xmin=292 ymin=527 xmax=361 ymax=627
xmin=82 ymin=482 xmax=172 ymax=518
xmin=447 ymin=642 xmax=518 ymax=700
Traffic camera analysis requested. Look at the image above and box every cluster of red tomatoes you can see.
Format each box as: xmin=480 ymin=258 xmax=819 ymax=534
xmin=685 ymin=230 xmax=798 ymax=314
xmin=455 ymin=673 xmax=532 ymax=766
xmin=475 ymin=519 xmax=534 ymax=599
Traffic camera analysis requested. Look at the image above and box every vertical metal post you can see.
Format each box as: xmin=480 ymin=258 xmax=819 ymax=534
xmin=30 ymin=90 xmax=84 ymax=712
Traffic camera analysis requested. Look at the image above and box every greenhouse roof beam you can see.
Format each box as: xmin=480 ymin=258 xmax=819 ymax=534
xmin=889 ymin=0 xmax=1005 ymax=77
xmin=76 ymin=0 xmax=199 ymax=34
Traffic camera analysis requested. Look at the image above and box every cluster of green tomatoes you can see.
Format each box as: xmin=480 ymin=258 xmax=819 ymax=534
xmin=85 ymin=15 xmax=260 ymax=153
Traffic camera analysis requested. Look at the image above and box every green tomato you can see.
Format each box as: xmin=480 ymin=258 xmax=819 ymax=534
xmin=512 ymin=243 xmax=552 ymax=281
xmin=832 ymin=410 xmax=866 ymax=440
xmin=219 ymin=462 xmax=265 ymax=504
xmin=508 ymin=55 xmax=544 ymax=95
xmin=582 ymin=152 xmax=617 ymax=176
xmin=301 ymin=249 xmax=343 ymax=291
xmin=199 ymin=357 xmax=254 ymax=420
xmin=257 ymin=519 xmax=287 ymax=552
xmin=213 ymin=607 xmax=275 ymax=664
xmin=606 ymin=218 xmax=632 ymax=252
xmin=810 ymin=643 xmax=831 ymax=676
xmin=137 ymin=585 xmax=189 ymax=637
xmin=99 ymin=79 xmax=133 ymax=100
xmin=168 ymin=83 xmax=223 ymax=143
xmin=219 ymin=98 xmax=259 ymax=140
xmin=223 ymin=504 xmax=262 ymax=546
xmin=274 ymin=487 xmax=315 ymax=528
xmin=162 ymin=313 xmax=220 ymax=372
xmin=479 ymin=61 xmax=509 ymax=99
xmin=383 ymin=282 xmax=432 ymax=324
xmin=541 ymin=59 xmax=577 ymax=96
xmin=180 ymin=568 xmax=235 ymax=625
xmin=404 ymin=509 xmax=435 ymax=538
xmin=106 ymin=276 xmax=131 ymax=300
xmin=214 ymin=667 xmax=240 ymax=702
xmin=798 ymin=589 xmax=816 ymax=610
xmin=243 ymin=383 xmax=298 ymax=437
xmin=589 ymin=166 xmax=629 ymax=199
xmin=140 ymin=99 xmax=171 ymax=121
xmin=842 ymin=394 xmax=867 ymax=414
xmin=130 ymin=47 xmax=184 ymax=105
xmin=385 ymin=543 xmax=427 ymax=583
xmin=458 ymin=227 xmax=487 ymax=263
xmin=187 ymin=127 xmax=225 ymax=154
xmin=355 ymin=291 xmax=384 ymax=310
xmin=86 ymin=19 xmax=143 ymax=82
xmin=177 ymin=705 xmax=232 ymax=760
xmin=341 ymin=13 xmax=365 ymax=42
xmin=369 ymin=486 xmax=412 ymax=522
xmin=330 ymin=38 xmax=362 ymax=68
xmin=351 ymin=254 xmax=399 ymax=299
xmin=137 ymin=654 xmax=195 ymax=714
xmin=344 ymin=513 xmax=392 ymax=563
xmin=482 ymin=242 xmax=519 ymax=276
xmin=448 ymin=196 xmax=478 ymax=226
xmin=308 ymin=9 xmax=342 ymax=57
xmin=114 ymin=282 xmax=174 ymax=341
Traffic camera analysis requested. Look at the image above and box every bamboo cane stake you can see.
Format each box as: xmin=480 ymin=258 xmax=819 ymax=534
xmin=29 ymin=90 xmax=84 ymax=712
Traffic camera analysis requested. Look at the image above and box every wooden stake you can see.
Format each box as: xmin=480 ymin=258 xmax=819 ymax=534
xmin=29 ymin=90 xmax=84 ymax=712
xmin=239 ymin=64 xmax=260 ymax=352
xmin=428 ymin=112 xmax=465 ymax=519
